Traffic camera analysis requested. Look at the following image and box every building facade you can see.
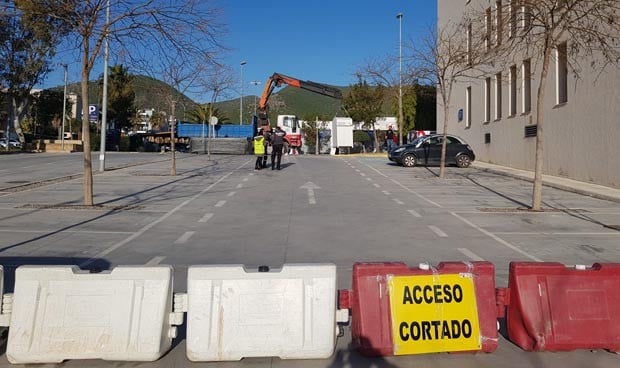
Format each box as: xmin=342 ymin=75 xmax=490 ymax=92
xmin=438 ymin=0 xmax=620 ymax=189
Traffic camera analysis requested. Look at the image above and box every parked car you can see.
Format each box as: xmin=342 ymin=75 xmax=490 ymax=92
xmin=388 ymin=134 xmax=475 ymax=168
xmin=0 ymin=138 xmax=22 ymax=149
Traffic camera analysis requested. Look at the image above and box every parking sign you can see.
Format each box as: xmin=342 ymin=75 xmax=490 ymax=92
xmin=89 ymin=105 xmax=99 ymax=122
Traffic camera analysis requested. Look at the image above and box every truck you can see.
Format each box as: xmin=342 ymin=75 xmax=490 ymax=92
xmin=256 ymin=73 xmax=342 ymax=153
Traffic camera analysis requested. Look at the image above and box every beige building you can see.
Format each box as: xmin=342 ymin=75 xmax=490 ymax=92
xmin=438 ymin=0 xmax=620 ymax=189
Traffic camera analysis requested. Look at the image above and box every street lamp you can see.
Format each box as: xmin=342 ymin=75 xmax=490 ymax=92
xmin=99 ymin=0 xmax=110 ymax=172
xmin=397 ymin=12 xmax=404 ymax=145
xmin=239 ymin=61 xmax=247 ymax=125
xmin=250 ymin=81 xmax=261 ymax=117
xmin=61 ymin=64 xmax=68 ymax=150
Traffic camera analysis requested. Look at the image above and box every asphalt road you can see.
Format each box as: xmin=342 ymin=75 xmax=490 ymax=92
xmin=0 ymin=152 xmax=619 ymax=367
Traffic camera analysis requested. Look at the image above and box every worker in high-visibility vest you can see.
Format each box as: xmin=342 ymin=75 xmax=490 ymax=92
xmin=253 ymin=129 xmax=266 ymax=170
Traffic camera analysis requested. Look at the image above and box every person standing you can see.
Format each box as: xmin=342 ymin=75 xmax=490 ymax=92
xmin=270 ymin=126 xmax=286 ymax=170
xmin=253 ymin=129 xmax=266 ymax=170
xmin=386 ymin=125 xmax=395 ymax=152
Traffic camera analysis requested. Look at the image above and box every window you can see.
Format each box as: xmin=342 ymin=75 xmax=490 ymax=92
xmin=521 ymin=1 xmax=531 ymax=31
xmin=509 ymin=65 xmax=517 ymax=116
xmin=465 ymin=86 xmax=472 ymax=128
xmin=466 ymin=23 xmax=472 ymax=64
xmin=484 ymin=77 xmax=491 ymax=123
xmin=495 ymin=1 xmax=503 ymax=46
xmin=556 ymin=42 xmax=568 ymax=104
xmin=509 ymin=0 xmax=517 ymax=38
xmin=522 ymin=59 xmax=531 ymax=113
xmin=485 ymin=7 xmax=492 ymax=50
xmin=495 ymin=72 xmax=502 ymax=120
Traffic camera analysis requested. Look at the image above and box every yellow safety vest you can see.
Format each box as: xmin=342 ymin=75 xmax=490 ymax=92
xmin=253 ymin=136 xmax=265 ymax=155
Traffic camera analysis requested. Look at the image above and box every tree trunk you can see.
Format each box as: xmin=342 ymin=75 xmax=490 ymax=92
xmin=532 ymin=46 xmax=552 ymax=211
xmin=81 ymin=44 xmax=94 ymax=206
xmin=10 ymin=95 xmax=27 ymax=143
xmin=439 ymin=99 xmax=449 ymax=178
xmin=170 ymin=102 xmax=176 ymax=176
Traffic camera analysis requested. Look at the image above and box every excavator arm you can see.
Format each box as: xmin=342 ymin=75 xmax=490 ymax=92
xmin=256 ymin=73 xmax=342 ymax=126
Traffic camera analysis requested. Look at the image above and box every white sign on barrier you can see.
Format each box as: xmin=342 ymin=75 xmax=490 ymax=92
xmin=186 ymin=263 xmax=338 ymax=361
xmin=7 ymin=266 xmax=177 ymax=364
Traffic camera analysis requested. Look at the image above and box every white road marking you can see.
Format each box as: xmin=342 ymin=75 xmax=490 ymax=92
xmin=236 ymin=183 xmax=243 ymax=189
xmin=428 ymin=225 xmax=448 ymax=237
xmin=243 ymin=178 xmax=249 ymax=182
xmin=300 ymin=182 xmax=321 ymax=205
xmin=458 ymin=248 xmax=485 ymax=261
xmin=373 ymin=183 xmax=381 ymax=188
xmin=382 ymin=190 xmax=391 ymax=196
xmin=175 ymin=231 xmax=195 ymax=244
xmin=366 ymin=178 xmax=373 ymax=181
xmin=393 ymin=198 xmax=405 ymax=205
xmin=493 ymin=232 xmax=620 ymax=236
xmin=215 ymin=200 xmax=226 ymax=207
xmin=80 ymin=168 xmax=237 ymax=267
xmin=407 ymin=209 xmax=422 ymax=218
xmin=145 ymin=256 xmax=166 ymax=266
xmin=199 ymin=213 xmax=214 ymax=223
xmin=227 ymin=191 xmax=236 ymax=197
xmin=355 ymin=169 xmax=361 ymax=172
xmin=364 ymin=164 xmax=442 ymax=208
xmin=451 ymin=212 xmax=543 ymax=262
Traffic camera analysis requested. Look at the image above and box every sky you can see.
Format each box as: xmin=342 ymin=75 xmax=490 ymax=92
xmin=41 ymin=0 xmax=437 ymax=103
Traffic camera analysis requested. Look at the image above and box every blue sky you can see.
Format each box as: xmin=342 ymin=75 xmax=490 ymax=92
xmin=41 ymin=0 xmax=437 ymax=103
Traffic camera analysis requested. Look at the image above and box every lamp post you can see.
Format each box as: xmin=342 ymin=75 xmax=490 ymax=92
xmin=61 ymin=64 xmax=68 ymax=150
xmin=397 ymin=12 xmax=404 ymax=145
xmin=99 ymin=0 xmax=110 ymax=172
xmin=250 ymin=81 xmax=261 ymax=117
xmin=239 ymin=61 xmax=247 ymax=125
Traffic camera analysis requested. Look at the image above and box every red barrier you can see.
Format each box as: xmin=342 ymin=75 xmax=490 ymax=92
xmin=349 ymin=262 xmax=498 ymax=356
xmin=506 ymin=262 xmax=620 ymax=352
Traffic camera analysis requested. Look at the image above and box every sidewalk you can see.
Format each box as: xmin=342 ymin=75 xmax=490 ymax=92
xmin=472 ymin=161 xmax=620 ymax=204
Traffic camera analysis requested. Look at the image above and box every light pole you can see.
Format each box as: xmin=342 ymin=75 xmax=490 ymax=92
xmin=396 ymin=12 xmax=404 ymax=145
xmin=239 ymin=61 xmax=247 ymax=125
xmin=99 ymin=0 xmax=110 ymax=172
xmin=250 ymin=81 xmax=261 ymax=117
xmin=61 ymin=64 xmax=68 ymax=150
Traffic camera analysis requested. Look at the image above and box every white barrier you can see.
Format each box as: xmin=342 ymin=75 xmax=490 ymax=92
xmin=6 ymin=266 xmax=180 ymax=364
xmin=186 ymin=264 xmax=338 ymax=361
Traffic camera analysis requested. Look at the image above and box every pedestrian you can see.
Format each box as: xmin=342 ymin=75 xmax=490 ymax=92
xmin=262 ymin=128 xmax=271 ymax=168
xmin=253 ymin=129 xmax=266 ymax=170
xmin=270 ymin=126 xmax=286 ymax=170
xmin=386 ymin=125 xmax=395 ymax=152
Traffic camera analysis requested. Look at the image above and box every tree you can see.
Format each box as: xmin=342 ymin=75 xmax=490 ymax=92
xmin=0 ymin=1 xmax=65 ymax=144
xmin=489 ymin=0 xmax=620 ymax=210
xmin=21 ymin=0 xmax=224 ymax=205
xmin=410 ymin=20 xmax=490 ymax=178
xmin=99 ymin=64 xmax=135 ymax=131
xmin=359 ymin=58 xmax=417 ymax=144
xmin=342 ymin=75 xmax=384 ymax=152
xmin=30 ymin=89 xmax=66 ymax=137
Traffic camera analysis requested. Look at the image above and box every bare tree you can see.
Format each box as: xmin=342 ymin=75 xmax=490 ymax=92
xmin=488 ymin=0 xmax=620 ymax=210
xmin=410 ymin=21 xmax=490 ymax=178
xmin=22 ymin=0 xmax=224 ymax=205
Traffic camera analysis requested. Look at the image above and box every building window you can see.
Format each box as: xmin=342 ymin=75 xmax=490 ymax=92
xmin=467 ymin=23 xmax=472 ymax=64
xmin=484 ymin=77 xmax=491 ymax=123
xmin=521 ymin=1 xmax=531 ymax=32
xmin=522 ymin=59 xmax=531 ymax=113
xmin=485 ymin=7 xmax=492 ymax=51
xmin=465 ymin=86 xmax=472 ymax=128
xmin=556 ymin=42 xmax=568 ymax=105
xmin=509 ymin=65 xmax=517 ymax=116
xmin=495 ymin=72 xmax=502 ymax=120
xmin=495 ymin=1 xmax=503 ymax=46
xmin=509 ymin=0 xmax=517 ymax=38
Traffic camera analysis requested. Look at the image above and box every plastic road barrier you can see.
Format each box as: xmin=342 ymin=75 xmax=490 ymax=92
xmin=345 ymin=262 xmax=498 ymax=356
xmin=186 ymin=264 xmax=341 ymax=361
xmin=6 ymin=266 xmax=180 ymax=364
xmin=505 ymin=262 xmax=620 ymax=352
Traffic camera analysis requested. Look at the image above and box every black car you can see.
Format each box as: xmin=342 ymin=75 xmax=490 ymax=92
xmin=388 ymin=134 xmax=475 ymax=168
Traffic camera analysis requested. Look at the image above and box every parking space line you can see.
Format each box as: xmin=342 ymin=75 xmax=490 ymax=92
xmin=199 ymin=213 xmax=214 ymax=223
xmin=393 ymin=198 xmax=405 ymax=205
xmin=175 ymin=231 xmax=195 ymax=244
xmin=373 ymin=183 xmax=381 ymax=188
xmin=428 ymin=225 xmax=448 ymax=237
xmin=145 ymin=256 xmax=166 ymax=266
xmin=458 ymin=248 xmax=485 ymax=261
xmin=408 ymin=209 xmax=422 ymax=218
xmin=236 ymin=183 xmax=243 ymax=189
xmin=451 ymin=212 xmax=543 ymax=262
xmin=363 ymin=164 xmax=442 ymax=208
xmin=215 ymin=200 xmax=226 ymax=207
xmin=366 ymin=178 xmax=373 ymax=181
xmin=80 ymin=168 xmax=237 ymax=267
xmin=227 ymin=191 xmax=236 ymax=197
xmin=382 ymin=190 xmax=391 ymax=195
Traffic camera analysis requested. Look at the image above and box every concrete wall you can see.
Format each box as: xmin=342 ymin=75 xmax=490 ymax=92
xmin=438 ymin=0 xmax=620 ymax=189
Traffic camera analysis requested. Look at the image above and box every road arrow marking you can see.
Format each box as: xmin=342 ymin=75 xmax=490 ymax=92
xmin=300 ymin=182 xmax=321 ymax=205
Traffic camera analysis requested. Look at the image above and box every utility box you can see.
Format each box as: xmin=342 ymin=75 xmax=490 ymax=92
xmin=330 ymin=117 xmax=353 ymax=155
